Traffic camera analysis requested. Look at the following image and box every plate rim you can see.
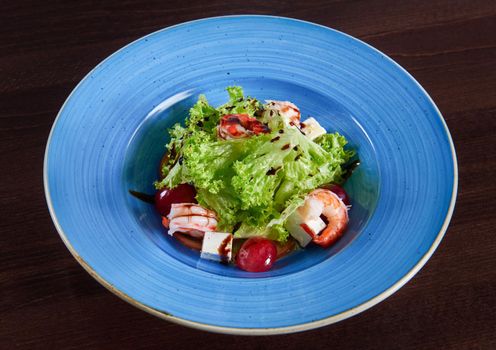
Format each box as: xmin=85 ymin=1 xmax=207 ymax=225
xmin=43 ymin=14 xmax=458 ymax=335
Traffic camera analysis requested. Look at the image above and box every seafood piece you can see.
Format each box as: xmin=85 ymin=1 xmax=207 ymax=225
xmin=168 ymin=215 xmax=218 ymax=238
xmin=309 ymin=189 xmax=349 ymax=247
xmin=161 ymin=216 xmax=170 ymax=228
xmin=285 ymin=196 xmax=327 ymax=246
xmin=286 ymin=188 xmax=349 ymax=247
xmin=264 ymin=100 xmax=301 ymax=127
xmin=168 ymin=203 xmax=217 ymax=220
xmin=218 ymin=114 xmax=270 ymax=139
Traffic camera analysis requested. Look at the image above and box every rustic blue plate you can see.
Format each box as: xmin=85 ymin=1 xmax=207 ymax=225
xmin=44 ymin=16 xmax=457 ymax=334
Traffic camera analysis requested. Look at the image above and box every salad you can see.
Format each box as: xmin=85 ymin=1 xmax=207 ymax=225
xmin=137 ymin=86 xmax=357 ymax=273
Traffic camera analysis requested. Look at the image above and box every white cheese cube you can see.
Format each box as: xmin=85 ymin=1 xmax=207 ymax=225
xmin=299 ymin=197 xmax=324 ymax=219
xmin=201 ymin=232 xmax=233 ymax=262
xmin=304 ymin=217 xmax=327 ymax=236
xmin=300 ymin=117 xmax=326 ymax=140
xmin=285 ymin=209 xmax=326 ymax=247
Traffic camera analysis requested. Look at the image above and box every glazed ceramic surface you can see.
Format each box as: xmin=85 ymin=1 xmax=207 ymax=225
xmin=45 ymin=16 xmax=457 ymax=334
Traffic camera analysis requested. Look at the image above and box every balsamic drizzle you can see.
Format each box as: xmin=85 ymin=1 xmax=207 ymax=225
xmin=128 ymin=190 xmax=155 ymax=204
xmin=341 ymin=159 xmax=361 ymax=182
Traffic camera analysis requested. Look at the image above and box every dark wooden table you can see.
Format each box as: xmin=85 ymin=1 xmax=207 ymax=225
xmin=2 ymin=1 xmax=495 ymax=349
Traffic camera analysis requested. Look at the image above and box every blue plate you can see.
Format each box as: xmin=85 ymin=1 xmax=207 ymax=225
xmin=44 ymin=16 xmax=457 ymax=334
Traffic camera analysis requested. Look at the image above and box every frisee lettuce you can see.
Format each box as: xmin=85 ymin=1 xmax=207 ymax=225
xmin=217 ymin=86 xmax=262 ymax=117
xmin=155 ymin=87 xmax=355 ymax=241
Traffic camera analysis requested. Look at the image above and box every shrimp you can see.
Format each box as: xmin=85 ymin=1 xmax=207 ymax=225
xmin=307 ymin=189 xmax=349 ymax=248
xmin=168 ymin=203 xmax=217 ymax=220
xmin=162 ymin=216 xmax=170 ymax=228
xmin=265 ymin=100 xmax=301 ymax=126
xmin=218 ymin=114 xmax=270 ymax=139
xmin=168 ymin=215 xmax=218 ymax=238
xmin=164 ymin=203 xmax=219 ymax=238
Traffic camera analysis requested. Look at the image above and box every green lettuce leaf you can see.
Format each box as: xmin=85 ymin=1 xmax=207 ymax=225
xmin=315 ymin=132 xmax=354 ymax=164
xmin=181 ymin=132 xmax=249 ymax=194
xmin=186 ymin=95 xmax=220 ymax=137
xmin=156 ymin=96 xmax=219 ymax=189
xmin=196 ymin=188 xmax=240 ymax=231
xmin=217 ymin=86 xmax=262 ymax=117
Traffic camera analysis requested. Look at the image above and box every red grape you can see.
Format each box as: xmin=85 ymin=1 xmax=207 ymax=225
xmin=155 ymin=184 xmax=197 ymax=216
xmin=236 ymin=237 xmax=277 ymax=272
xmin=320 ymin=184 xmax=350 ymax=205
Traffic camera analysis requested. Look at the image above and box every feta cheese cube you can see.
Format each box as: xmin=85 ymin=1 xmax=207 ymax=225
xmin=201 ymin=232 xmax=233 ymax=262
xmin=304 ymin=217 xmax=327 ymax=236
xmin=299 ymin=197 xmax=324 ymax=219
xmin=300 ymin=117 xmax=326 ymax=140
xmin=285 ymin=209 xmax=326 ymax=247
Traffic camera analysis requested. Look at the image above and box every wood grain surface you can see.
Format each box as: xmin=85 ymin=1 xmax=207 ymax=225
xmin=1 ymin=1 xmax=495 ymax=349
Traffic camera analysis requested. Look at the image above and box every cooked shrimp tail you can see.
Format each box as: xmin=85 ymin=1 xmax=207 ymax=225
xmin=309 ymin=189 xmax=349 ymax=247
xmin=218 ymin=114 xmax=270 ymax=139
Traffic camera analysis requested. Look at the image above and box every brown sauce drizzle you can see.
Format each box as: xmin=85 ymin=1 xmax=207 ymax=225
xmin=266 ymin=166 xmax=281 ymax=175
xmin=218 ymin=235 xmax=233 ymax=264
xmin=341 ymin=159 xmax=361 ymax=182
xmin=129 ymin=190 xmax=155 ymax=204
